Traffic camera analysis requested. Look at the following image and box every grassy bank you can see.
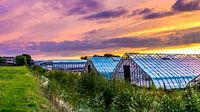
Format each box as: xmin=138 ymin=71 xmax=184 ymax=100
xmin=41 ymin=70 xmax=200 ymax=112
xmin=0 ymin=66 xmax=56 ymax=111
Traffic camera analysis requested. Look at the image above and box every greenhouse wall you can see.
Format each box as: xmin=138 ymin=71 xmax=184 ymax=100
xmin=86 ymin=56 xmax=121 ymax=79
xmin=113 ymin=54 xmax=153 ymax=88
xmin=114 ymin=53 xmax=200 ymax=89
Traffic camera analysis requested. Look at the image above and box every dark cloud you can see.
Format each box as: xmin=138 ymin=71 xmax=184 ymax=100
xmin=143 ymin=11 xmax=174 ymax=19
xmin=130 ymin=8 xmax=174 ymax=19
xmin=138 ymin=8 xmax=152 ymax=14
xmin=0 ymin=41 xmax=31 ymax=55
xmin=67 ymin=0 xmax=103 ymax=15
xmin=46 ymin=0 xmax=103 ymax=16
xmin=28 ymin=40 xmax=105 ymax=52
xmin=130 ymin=8 xmax=153 ymax=16
xmin=172 ymin=0 xmax=200 ymax=11
xmin=167 ymin=32 xmax=200 ymax=45
xmin=26 ymin=31 xmax=200 ymax=53
xmin=1 ymin=30 xmax=200 ymax=56
xmin=103 ymin=37 xmax=162 ymax=48
xmin=82 ymin=8 xmax=128 ymax=20
xmin=133 ymin=0 xmax=200 ymax=19
xmin=105 ymin=32 xmax=200 ymax=48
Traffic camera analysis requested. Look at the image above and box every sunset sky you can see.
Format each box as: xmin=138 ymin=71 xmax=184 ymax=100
xmin=1 ymin=0 xmax=200 ymax=59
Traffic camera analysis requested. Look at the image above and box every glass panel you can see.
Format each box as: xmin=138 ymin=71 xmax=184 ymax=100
xmin=129 ymin=54 xmax=200 ymax=89
xmin=91 ymin=57 xmax=121 ymax=79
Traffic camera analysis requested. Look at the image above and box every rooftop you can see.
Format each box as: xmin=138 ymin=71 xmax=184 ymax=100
xmin=127 ymin=53 xmax=200 ymax=89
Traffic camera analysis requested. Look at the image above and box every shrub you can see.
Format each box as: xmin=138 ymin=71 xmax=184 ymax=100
xmin=111 ymin=89 xmax=135 ymax=112
xmin=130 ymin=90 xmax=156 ymax=112
xmin=78 ymin=71 xmax=107 ymax=96
xmin=0 ymin=56 xmax=4 ymax=63
xmin=31 ymin=65 xmax=46 ymax=75
xmin=159 ymin=95 xmax=184 ymax=112
xmin=16 ymin=55 xmax=28 ymax=66
xmin=183 ymin=90 xmax=200 ymax=112
xmin=39 ymin=70 xmax=200 ymax=112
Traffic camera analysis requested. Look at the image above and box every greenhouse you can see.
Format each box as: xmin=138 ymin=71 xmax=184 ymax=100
xmin=86 ymin=56 xmax=121 ymax=79
xmin=113 ymin=53 xmax=200 ymax=89
xmin=52 ymin=60 xmax=87 ymax=72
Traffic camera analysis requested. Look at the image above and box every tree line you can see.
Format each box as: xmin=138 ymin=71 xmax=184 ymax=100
xmin=0 ymin=54 xmax=32 ymax=66
xmin=16 ymin=54 xmax=32 ymax=66
xmin=80 ymin=54 xmax=120 ymax=60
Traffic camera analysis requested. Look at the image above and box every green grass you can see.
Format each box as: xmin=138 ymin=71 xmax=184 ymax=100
xmin=0 ymin=66 xmax=56 ymax=112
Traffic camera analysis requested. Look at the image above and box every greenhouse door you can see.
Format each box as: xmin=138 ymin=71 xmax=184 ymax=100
xmin=88 ymin=65 xmax=91 ymax=72
xmin=124 ymin=65 xmax=131 ymax=83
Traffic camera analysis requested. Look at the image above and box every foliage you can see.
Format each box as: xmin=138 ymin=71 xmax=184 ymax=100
xmin=0 ymin=66 xmax=56 ymax=111
xmin=22 ymin=54 xmax=32 ymax=66
xmin=15 ymin=54 xmax=32 ymax=66
xmin=16 ymin=55 xmax=28 ymax=66
xmin=103 ymin=54 xmax=120 ymax=57
xmin=159 ymin=95 xmax=184 ymax=112
xmin=91 ymin=54 xmax=120 ymax=58
xmin=78 ymin=71 xmax=107 ymax=96
xmin=0 ymin=56 xmax=4 ymax=63
xmin=31 ymin=65 xmax=46 ymax=75
xmin=182 ymin=90 xmax=200 ymax=112
xmin=80 ymin=56 xmax=89 ymax=60
xmin=35 ymin=70 xmax=200 ymax=112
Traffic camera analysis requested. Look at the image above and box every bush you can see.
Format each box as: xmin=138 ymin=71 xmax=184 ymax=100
xmin=31 ymin=65 xmax=46 ymax=75
xmin=183 ymin=90 xmax=200 ymax=112
xmin=130 ymin=90 xmax=156 ymax=112
xmin=46 ymin=71 xmax=80 ymax=92
xmin=111 ymin=89 xmax=135 ymax=112
xmin=159 ymin=95 xmax=184 ymax=112
xmin=78 ymin=71 xmax=107 ymax=96
xmin=102 ymin=80 xmax=132 ymax=111
xmin=0 ymin=56 xmax=4 ymax=63
xmin=16 ymin=55 xmax=28 ymax=66
xmin=38 ymin=70 xmax=200 ymax=112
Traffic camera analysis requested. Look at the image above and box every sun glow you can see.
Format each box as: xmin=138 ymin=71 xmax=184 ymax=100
xmin=140 ymin=44 xmax=200 ymax=54
xmin=124 ymin=21 xmax=200 ymax=37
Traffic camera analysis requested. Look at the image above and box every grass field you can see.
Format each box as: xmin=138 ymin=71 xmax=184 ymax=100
xmin=0 ymin=66 xmax=56 ymax=111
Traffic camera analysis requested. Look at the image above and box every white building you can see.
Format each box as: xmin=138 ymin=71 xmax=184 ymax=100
xmin=52 ymin=60 xmax=87 ymax=72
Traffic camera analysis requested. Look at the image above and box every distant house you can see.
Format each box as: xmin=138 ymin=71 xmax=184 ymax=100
xmin=86 ymin=56 xmax=121 ymax=79
xmin=5 ymin=57 xmax=16 ymax=65
xmin=113 ymin=53 xmax=200 ymax=89
xmin=0 ymin=57 xmax=16 ymax=65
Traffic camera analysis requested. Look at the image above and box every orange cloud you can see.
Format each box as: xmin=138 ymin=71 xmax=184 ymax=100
xmin=1 ymin=0 xmax=200 ymax=59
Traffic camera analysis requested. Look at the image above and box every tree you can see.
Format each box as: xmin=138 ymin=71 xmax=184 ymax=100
xmin=104 ymin=54 xmax=120 ymax=57
xmin=16 ymin=55 xmax=27 ymax=66
xmin=80 ymin=56 xmax=89 ymax=60
xmin=22 ymin=54 xmax=32 ymax=65
xmin=0 ymin=57 xmax=4 ymax=63
xmin=93 ymin=55 xmax=101 ymax=57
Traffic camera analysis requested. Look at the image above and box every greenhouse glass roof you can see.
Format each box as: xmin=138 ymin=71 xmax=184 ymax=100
xmin=52 ymin=60 xmax=87 ymax=64
xmin=128 ymin=53 xmax=200 ymax=89
xmin=91 ymin=57 xmax=121 ymax=79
